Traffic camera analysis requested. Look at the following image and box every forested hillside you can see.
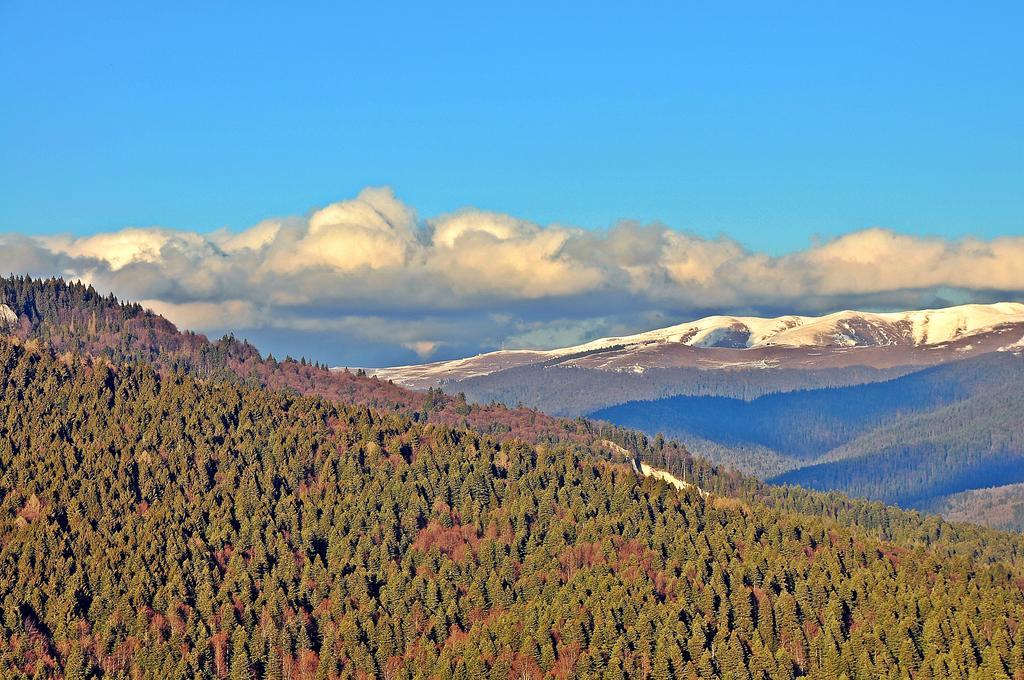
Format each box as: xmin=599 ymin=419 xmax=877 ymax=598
xmin=7 ymin=277 xmax=1024 ymax=678
xmin=3 ymin=276 xmax=1017 ymax=544
xmin=449 ymin=363 xmax=907 ymax=417
xmin=5 ymin=337 xmax=1024 ymax=679
xmin=0 ymin=275 xmax=433 ymax=411
xmin=773 ymin=373 xmax=1024 ymax=505
xmin=0 ymin=276 xmax=628 ymax=448
xmin=923 ymin=484 xmax=1024 ymax=533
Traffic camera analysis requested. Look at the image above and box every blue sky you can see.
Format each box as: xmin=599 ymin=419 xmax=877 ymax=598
xmin=2 ymin=2 xmax=1022 ymax=255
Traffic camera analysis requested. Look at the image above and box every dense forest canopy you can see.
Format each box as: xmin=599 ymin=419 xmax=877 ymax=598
xmin=3 ymin=276 xmax=1024 ymax=679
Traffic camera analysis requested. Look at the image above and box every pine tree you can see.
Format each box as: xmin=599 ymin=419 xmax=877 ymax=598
xmin=64 ymin=642 xmax=87 ymax=680
xmin=231 ymin=625 xmax=252 ymax=680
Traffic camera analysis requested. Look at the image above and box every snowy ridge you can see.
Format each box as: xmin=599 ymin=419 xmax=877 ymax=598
xmin=364 ymin=302 xmax=1024 ymax=386
xmin=544 ymin=302 xmax=1024 ymax=354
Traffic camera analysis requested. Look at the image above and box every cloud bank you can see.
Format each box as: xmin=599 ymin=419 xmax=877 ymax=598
xmin=3 ymin=187 xmax=1023 ymax=366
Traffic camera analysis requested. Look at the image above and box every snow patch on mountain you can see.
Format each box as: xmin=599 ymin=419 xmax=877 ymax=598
xmin=638 ymin=462 xmax=710 ymax=499
xmin=600 ymin=439 xmax=709 ymax=498
xmin=365 ymin=349 xmax=547 ymax=384
xmin=0 ymin=304 xmax=17 ymax=329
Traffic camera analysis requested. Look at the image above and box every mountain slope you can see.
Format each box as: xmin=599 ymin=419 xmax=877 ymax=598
xmin=0 ymin=275 xmax=641 ymax=447
xmin=593 ymin=353 xmax=1024 ymax=520
xmin=12 ymin=276 xmax=1024 ymax=535
xmin=448 ymin=363 xmax=915 ymax=417
xmin=5 ymin=334 xmax=1024 ymax=678
xmin=774 ymin=376 xmax=1024 ymax=505
xmin=923 ymin=483 xmax=1024 ymax=532
xmin=10 ymin=276 xmax=1024 ymax=547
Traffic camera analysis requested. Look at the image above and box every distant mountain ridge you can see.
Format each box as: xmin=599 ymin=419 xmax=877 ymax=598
xmin=592 ymin=352 xmax=1024 ymax=513
xmin=368 ymin=302 xmax=1024 ymax=390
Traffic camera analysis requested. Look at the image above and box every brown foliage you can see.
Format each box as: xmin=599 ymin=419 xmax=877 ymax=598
xmin=412 ymin=521 xmax=482 ymax=563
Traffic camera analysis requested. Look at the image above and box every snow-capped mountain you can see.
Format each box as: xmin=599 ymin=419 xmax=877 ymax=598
xmin=365 ymin=303 xmax=1024 ymax=389
xmin=519 ymin=302 xmax=1024 ymax=353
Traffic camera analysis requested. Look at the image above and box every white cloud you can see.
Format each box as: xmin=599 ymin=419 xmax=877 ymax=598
xmin=282 ymin=187 xmax=418 ymax=273
xmin=431 ymin=209 xmax=528 ymax=248
xmin=213 ymin=220 xmax=283 ymax=253
xmin=141 ymin=299 xmax=264 ymax=330
xmin=403 ymin=341 xmax=440 ymax=358
xmin=426 ymin=209 xmax=603 ymax=299
xmin=4 ymin=186 xmax=1024 ymax=365
xmin=41 ymin=228 xmax=217 ymax=271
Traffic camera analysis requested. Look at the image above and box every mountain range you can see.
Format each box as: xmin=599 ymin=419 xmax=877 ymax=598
xmin=368 ymin=302 xmax=1024 ymax=529
xmin=594 ymin=353 xmax=1024 ymax=509
xmin=369 ymin=302 xmax=1024 ymax=391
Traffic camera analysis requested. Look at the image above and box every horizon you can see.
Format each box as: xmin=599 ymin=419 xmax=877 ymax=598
xmin=355 ymin=298 xmax=1024 ymax=368
xmin=7 ymin=272 xmax=1024 ymax=369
